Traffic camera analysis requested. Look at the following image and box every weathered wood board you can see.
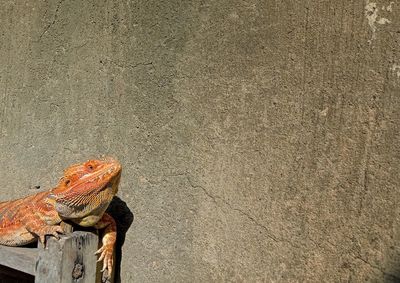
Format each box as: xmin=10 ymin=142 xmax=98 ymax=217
xmin=0 ymin=245 xmax=38 ymax=275
xmin=0 ymin=231 xmax=100 ymax=283
xmin=35 ymin=231 xmax=99 ymax=283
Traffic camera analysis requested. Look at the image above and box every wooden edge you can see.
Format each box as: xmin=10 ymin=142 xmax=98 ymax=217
xmin=0 ymin=245 xmax=38 ymax=275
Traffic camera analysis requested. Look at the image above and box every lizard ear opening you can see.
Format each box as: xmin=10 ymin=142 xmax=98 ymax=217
xmin=58 ymin=176 xmax=72 ymax=187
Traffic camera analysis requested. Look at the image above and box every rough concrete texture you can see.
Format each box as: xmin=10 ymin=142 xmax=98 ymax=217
xmin=0 ymin=0 xmax=399 ymax=282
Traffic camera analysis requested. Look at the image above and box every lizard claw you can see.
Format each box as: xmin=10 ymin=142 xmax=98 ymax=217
xmin=95 ymin=244 xmax=113 ymax=278
xmin=39 ymin=234 xmax=46 ymax=245
xmin=36 ymin=225 xmax=64 ymax=246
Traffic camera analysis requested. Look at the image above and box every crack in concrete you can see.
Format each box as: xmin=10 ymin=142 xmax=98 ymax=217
xmin=186 ymin=175 xmax=299 ymax=248
xmin=353 ymin=254 xmax=400 ymax=280
xmin=69 ymin=41 xmax=89 ymax=51
xmin=358 ymin=108 xmax=376 ymax=216
xmin=38 ymin=0 xmax=65 ymax=41
xmin=310 ymin=235 xmax=399 ymax=281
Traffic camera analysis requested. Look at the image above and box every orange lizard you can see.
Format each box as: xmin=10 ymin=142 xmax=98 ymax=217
xmin=0 ymin=157 xmax=122 ymax=278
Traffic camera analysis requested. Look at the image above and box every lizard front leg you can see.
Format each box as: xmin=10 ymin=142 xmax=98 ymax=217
xmin=94 ymin=213 xmax=117 ymax=277
xmin=22 ymin=212 xmax=63 ymax=245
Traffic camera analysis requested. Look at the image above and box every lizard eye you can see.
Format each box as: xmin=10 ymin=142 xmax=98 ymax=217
xmin=87 ymin=164 xmax=94 ymax=171
xmin=65 ymin=179 xmax=71 ymax=185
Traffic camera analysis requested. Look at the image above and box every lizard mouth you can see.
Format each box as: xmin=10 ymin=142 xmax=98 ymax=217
xmin=53 ymin=160 xmax=122 ymax=219
xmin=99 ymin=171 xmax=121 ymax=194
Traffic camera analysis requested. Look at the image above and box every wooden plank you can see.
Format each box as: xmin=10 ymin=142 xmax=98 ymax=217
xmin=35 ymin=231 xmax=99 ymax=283
xmin=0 ymin=245 xmax=38 ymax=275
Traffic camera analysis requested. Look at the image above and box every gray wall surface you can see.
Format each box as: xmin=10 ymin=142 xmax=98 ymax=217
xmin=0 ymin=0 xmax=399 ymax=282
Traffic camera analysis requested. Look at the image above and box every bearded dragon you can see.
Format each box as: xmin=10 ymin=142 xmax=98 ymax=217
xmin=0 ymin=157 xmax=122 ymax=278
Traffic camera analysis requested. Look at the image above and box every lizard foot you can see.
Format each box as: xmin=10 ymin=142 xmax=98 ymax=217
xmin=36 ymin=225 xmax=64 ymax=246
xmin=95 ymin=244 xmax=113 ymax=278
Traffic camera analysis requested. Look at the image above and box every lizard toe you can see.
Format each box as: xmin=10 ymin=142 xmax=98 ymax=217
xmin=34 ymin=225 xmax=64 ymax=246
xmin=39 ymin=234 xmax=46 ymax=245
xmin=51 ymin=231 xmax=60 ymax=240
xmin=107 ymin=256 xmax=113 ymax=275
xmin=95 ymin=246 xmax=104 ymax=255
xmin=54 ymin=225 xmax=64 ymax=234
xmin=97 ymin=244 xmax=113 ymax=276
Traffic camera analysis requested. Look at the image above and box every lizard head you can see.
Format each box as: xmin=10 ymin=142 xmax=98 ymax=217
xmin=47 ymin=157 xmax=122 ymax=220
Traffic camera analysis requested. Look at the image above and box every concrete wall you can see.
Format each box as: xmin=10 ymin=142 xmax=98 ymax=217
xmin=0 ymin=0 xmax=399 ymax=282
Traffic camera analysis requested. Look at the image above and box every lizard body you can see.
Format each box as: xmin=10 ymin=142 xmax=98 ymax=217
xmin=0 ymin=157 xmax=122 ymax=278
